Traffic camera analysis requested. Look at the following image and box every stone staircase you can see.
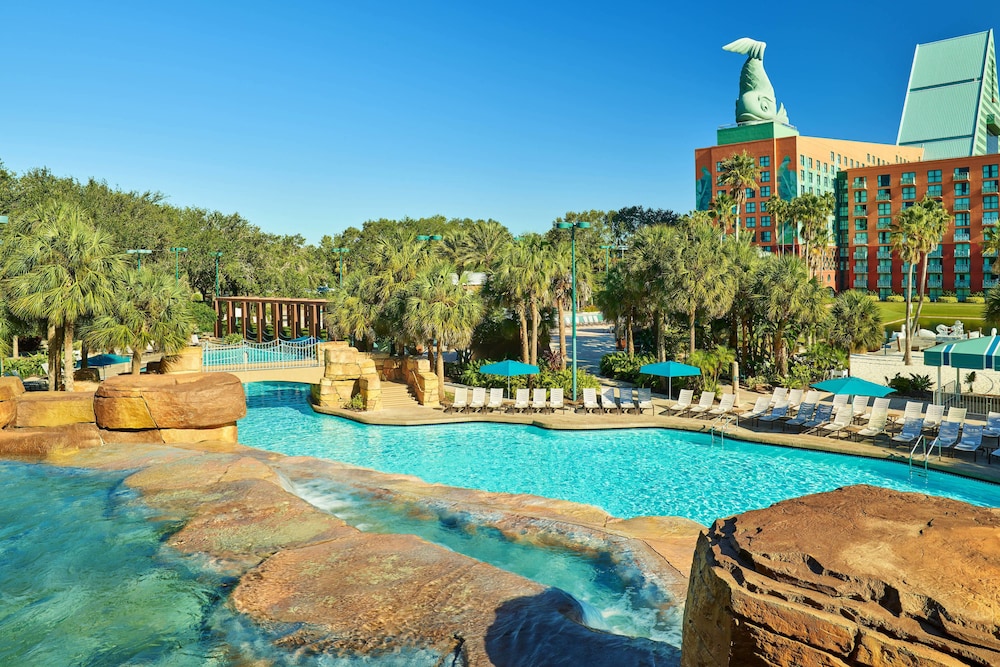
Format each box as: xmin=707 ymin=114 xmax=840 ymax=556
xmin=379 ymin=381 xmax=422 ymax=410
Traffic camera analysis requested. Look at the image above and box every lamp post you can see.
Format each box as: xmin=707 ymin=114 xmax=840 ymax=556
xmin=331 ymin=247 xmax=349 ymax=287
xmin=170 ymin=247 xmax=187 ymax=285
xmin=126 ymin=248 xmax=152 ymax=269
xmin=555 ymin=220 xmax=590 ymax=400
xmin=212 ymin=251 xmax=223 ymax=297
xmin=600 ymin=244 xmax=612 ymax=272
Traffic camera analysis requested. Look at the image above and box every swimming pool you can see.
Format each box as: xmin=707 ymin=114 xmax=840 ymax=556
xmin=239 ymin=382 xmax=1000 ymax=526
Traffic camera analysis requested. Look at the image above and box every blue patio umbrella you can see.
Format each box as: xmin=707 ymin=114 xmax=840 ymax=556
xmin=638 ymin=360 xmax=702 ymax=399
xmin=811 ymin=376 xmax=895 ymax=397
xmin=478 ymin=360 xmax=540 ymax=397
xmin=76 ymin=353 xmax=132 ymax=368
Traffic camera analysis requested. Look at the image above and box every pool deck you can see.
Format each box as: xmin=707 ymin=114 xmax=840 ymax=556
xmin=312 ymin=395 xmax=1000 ymax=487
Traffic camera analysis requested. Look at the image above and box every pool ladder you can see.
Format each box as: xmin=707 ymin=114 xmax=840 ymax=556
xmin=709 ymin=415 xmax=737 ymax=445
xmin=908 ymin=435 xmax=940 ymax=481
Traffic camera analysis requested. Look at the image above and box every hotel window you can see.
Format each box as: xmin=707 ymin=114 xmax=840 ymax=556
xmin=830 ymin=151 xmax=835 ymax=161
xmin=984 ymin=164 xmax=999 ymax=178
xmin=760 ymin=170 xmax=771 ymax=182
xmin=837 ymin=153 xmax=842 ymax=164
xmin=877 ymin=174 xmax=891 ymax=187
xmin=807 ymin=173 xmax=814 ymax=183
xmin=955 ymin=182 xmax=970 ymax=196
xmin=855 ymin=219 xmax=867 ymax=230
xmin=927 ymin=184 xmax=942 ymax=197
xmin=955 ymin=197 xmax=970 ymax=211
xmin=745 ymin=188 xmax=755 ymax=198
xmin=716 ymin=161 xmax=723 ymax=171
xmin=854 ymin=190 xmax=867 ymax=203
xmin=985 ymin=195 xmax=999 ymax=210
xmin=746 ymin=202 xmax=756 ymax=213
xmin=759 ymin=156 xmax=770 ymax=167
xmin=801 ymin=185 xmax=806 ymax=195
xmin=901 ymin=171 xmax=916 ymax=185
xmin=808 ymin=187 xmax=814 ymax=194
xmin=877 ymin=203 xmax=892 ymax=215
xmin=902 ymin=201 xmax=915 ymax=210
xmin=955 ymin=213 xmax=970 ymax=227
xmin=850 ymin=159 xmax=855 ymax=167
xmin=800 ymin=155 xmax=806 ymax=166
xmin=878 ymin=232 xmax=891 ymax=244
xmin=808 ymin=158 xmax=813 ymax=168
xmin=877 ymin=217 xmax=892 ymax=229
xmin=902 ymin=186 xmax=916 ymax=199
xmin=986 ymin=211 xmax=1000 ymax=224
xmin=761 ymin=231 xmax=772 ymax=242
xmin=760 ymin=201 xmax=768 ymax=212
xmin=745 ymin=217 xmax=756 ymax=228
xmin=761 ymin=215 xmax=771 ymax=227
xmin=760 ymin=186 xmax=771 ymax=197
xmin=854 ymin=232 xmax=868 ymax=244
xmin=985 ymin=180 xmax=999 ymax=193
xmin=928 ymin=169 xmax=942 ymax=183
xmin=800 ymin=169 xmax=805 ymax=180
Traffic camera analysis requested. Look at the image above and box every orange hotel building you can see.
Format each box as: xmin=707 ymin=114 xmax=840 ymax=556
xmin=694 ymin=122 xmax=923 ymax=291
xmin=839 ymin=154 xmax=1000 ymax=300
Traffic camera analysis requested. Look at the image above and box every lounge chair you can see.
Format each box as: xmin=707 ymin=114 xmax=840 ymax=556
xmin=797 ymin=403 xmax=834 ymax=432
xmin=511 ymin=388 xmax=530 ymax=413
xmin=786 ymin=388 xmax=804 ymax=411
xmin=600 ymin=388 xmax=619 ymax=414
xmin=783 ymin=402 xmax=816 ymax=431
xmin=819 ymin=405 xmax=855 ymax=438
xmin=469 ymin=387 xmax=487 ymax=412
xmin=891 ymin=418 xmax=925 ymax=448
xmin=450 ymin=387 xmax=469 ymax=413
xmin=922 ymin=404 xmax=945 ymax=432
xmin=486 ymin=388 xmax=505 ymax=412
xmin=636 ymin=387 xmax=654 ymax=414
xmin=530 ymin=388 xmax=547 ymax=413
xmin=853 ymin=408 xmax=889 ymax=441
xmin=667 ymin=389 xmax=694 ymax=415
xmin=929 ymin=420 xmax=960 ymax=452
xmin=950 ymin=424 xmax=984 ymax=461
xmin=549 ymin=388 xmax=564 ymax=413
xmin=982 ymin=411 xmax=1000 ymax=441
xmin=801 ymin=390 xmax=820 ymax=406
xmin=619 ymin=389 xmax=637 ymax=414
xmin=768 ymin=387 xmax=788 ymax=407
xmin=892 ymin=401 xmax=923 ymax=429
xmin=581 ymin=387 xmax=600 ymax=413
xmin=944 ymin=407 xmax=967 ymax=426
xmin=758 ymin=402 xmax=789 ymax=429
xmin=706 ymin=393 xmax=736 ymax=418
xmin=850 ymin=396 xmax=870 ymax=424
xmin=861 ymin=397 xmax=891 ymax=422
xmin=686 ymin=391 xmax=716 ymax=417
xmin=739 ymin=396 xmax=771 ymax=425
xmin=831 ymin=394 xmax=850 ymax=410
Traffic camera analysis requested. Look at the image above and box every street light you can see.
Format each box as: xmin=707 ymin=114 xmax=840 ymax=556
xmin=212 ymin=251 xmax=223 ymax=297
xmin=331 ymin=247 xmax=349 ymax=287
xmin=555 ymin=220 xmax=590 ymax=401
xmin=170 ymin=247 xmax=188 ymax=285
xmin=126 ymin=248 xmax=152 ymax=269
xmin=600 ymin=244 xmax=613 ymax=272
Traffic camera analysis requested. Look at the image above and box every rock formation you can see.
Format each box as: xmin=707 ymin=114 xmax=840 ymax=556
xmin=681 ymin=484 xmax=1000 ymax=666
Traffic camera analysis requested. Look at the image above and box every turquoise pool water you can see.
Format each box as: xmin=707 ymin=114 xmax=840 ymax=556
xmin=240 ymin=382 xmax=1000 ymax=526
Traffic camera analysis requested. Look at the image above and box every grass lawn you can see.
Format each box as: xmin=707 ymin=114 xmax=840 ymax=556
xmin=876 ymin=301 xmax=988 ymax=331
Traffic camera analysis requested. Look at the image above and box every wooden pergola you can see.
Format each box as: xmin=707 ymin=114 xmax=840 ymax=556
xmin=213 ymin=296 xmax=328 ymax=341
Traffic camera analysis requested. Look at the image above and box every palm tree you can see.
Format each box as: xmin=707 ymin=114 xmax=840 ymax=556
xmin=983 ymin=228 xmax=1000 ymax=277
xmin=86 ymin=268 xmax=196 ymax=374
xmin=767 ymin=197 xmax=793 ymax=254
xmin=708 ymin=193 xmax=737 ymax=234
xmin=718 ymin=151 xmax=759 ymax=242
xmin=910 ymin=197 xmax=951 ymax=334
xmin=325 ymin=272 xmax=381 ymax=351
xmin=448 ymin=221 xmax=513 ymax=272
xmin=891 ymin=205 xmax=926 ymax=365
xmin=4 ymin=202 xmax=123 ymax=391
xmin=404 ymin=262 xmax=484 ymax=391
xmin=549 ymin=241 xmax=573 ymax=369
xmin=487 ymin=243 xmax=532 ymax=363
xmin=984 ymin=285 xmax=1000 ymax=326
xmin=756 ymin=254 xmax=817 ymax=376
xmin=828 ymin=290 xmax=884 ymax=375
xmin=792 ymin=193 xmax=835 ymax=279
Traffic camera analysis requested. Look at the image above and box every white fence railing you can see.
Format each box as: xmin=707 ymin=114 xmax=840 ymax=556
xmin=941 ymin=390 xmax=1000 ymax=418
xmin=202 ymin=337 xmax=320 ymax=373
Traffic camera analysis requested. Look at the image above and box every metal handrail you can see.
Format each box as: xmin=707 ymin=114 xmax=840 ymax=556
xmin=709 ymin=414 xmax=737 ymax=445
xmin=908 ymin=435 xmax=934 ymax=480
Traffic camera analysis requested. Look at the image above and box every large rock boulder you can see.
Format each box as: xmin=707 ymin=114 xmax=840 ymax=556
xmin=681 ymin=485 xmax=1000 ymax=666
xmin=0 ymin=376 xmax=23 ymax=428
xmin=0 ymin=423 xmax=102 ymax=456
xmin=94 ymin=372 xmax=245 ymax=430
xmin=14 ymin=391 xmax=96 ymax=427
xmin=159 ymin=346 xmax=203 ymax=373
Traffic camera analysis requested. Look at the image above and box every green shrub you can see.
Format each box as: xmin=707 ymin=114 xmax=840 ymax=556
xmin=189 ymin=302 xmax=218 ymax=333
xmin=344 ymin=394 xmax=365 ymax=410
xmin=937 ymin=296 xmax=959 ymax=303
xmin=599 ymin=351 xmax=657 ymax=384
xmin=966 ymin=296 xmax=985 ymax=304
xmin=885 ymin=372 xmax=934 ymax=397
xmin=222 ymin=333 xmax=244 ymax=345
xmin=884 ymin=294 xmax=905 ymax=303
xmin=4 ymin=353 xmax=46 ymax=378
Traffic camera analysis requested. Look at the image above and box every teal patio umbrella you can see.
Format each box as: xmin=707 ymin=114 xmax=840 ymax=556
xmin=639 ymin=360 xmax=702 ymax=399
xmin=812 ymin=376 xmax=895 ymax=397
xmin=478 ymin=360 xmax=539 ymax=398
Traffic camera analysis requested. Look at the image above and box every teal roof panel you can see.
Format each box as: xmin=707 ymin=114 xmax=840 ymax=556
xmin=898 ymin=82 xmax=980 ymax=142
xmin=909 ymin=32 xmax=989 ymax=89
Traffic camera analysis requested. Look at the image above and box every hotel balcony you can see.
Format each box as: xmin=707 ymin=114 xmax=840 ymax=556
xmin=955 ymin=232 xmax=971 ymax=242
xmin=876 ymin=192 xmax=891 ymax=201
xmin=954 ymin=169 xmax=970 ymax=181
xmin=985 ymin=213 xmax=999 ymax=225
xmin=900 ymin=175 xmax=916 ymax=185
xmin=853 ymin=278 xmax=868 ymax=289
xmin=954 ymin=201 xmax=971 ymax=211
xmin=877 ymin=278 xmax=893 ymax=288
xmin=853 ymin=205 xmax=867 ymax=215
xmin=955 ymin=247 xmax=971 ymax=257
xmin=853 ymin=249 xmax=868 ymax=259
xmin=985 ymin=182 xmax=999 ymax=194
xmin=852 ymin=179 xmax=867 ymax=188
xmin=955 ymin=261 xmax=971 ymax=273
xmin=927 ymin=262 xmax=943 ymax=273
xmin=877 ymin=249 xmax=892 ymax=259
xmin=928 ymin=247 xmax=943 ymax=258
xmin=985 ymin=276 xmax=999 ymax=289
xmin=928 ymin=276 xmax=943 ymax=288
xmin=955 ymin=279 xmax=971 ymax=289
xmin=877 ymin=264 xmax=893 ymax=274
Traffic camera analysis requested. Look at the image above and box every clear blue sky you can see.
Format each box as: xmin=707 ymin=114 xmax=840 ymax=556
xmin=1 ymin=3 xmax=994 ymax=242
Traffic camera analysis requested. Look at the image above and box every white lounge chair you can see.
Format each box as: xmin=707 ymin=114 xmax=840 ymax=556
xmin=687 ymin=391 xmax=716 ymax=417
xmin=549 ymin=388 xmax=564 ymax=413
xmin=619 ymin=389 xmax=636 ymax=414
xmin=636 ymin=387 xmax=654 ymax=414
xmin=801 ymin=390 xmax=820 ymax=406
xmin=893 ymin=401 xmax=923 ymax=428
xmin=469 ymin=387 xmax=487 ymax=412
xmin=451 ymin=387 xmax=469 ymax=413
xmin=786 ymin=388 xmax=804 ymax=410
xmin=922 ymin=404 xmax=945 ymax=431
xmin=949 ymin=424 xmax=984 ymax=461
xmin=581 ymin=387 xmax=600 ymax=413
xmin=739 ymin=396 xmax=770 ymax=425
xmin=831 ymin=394 xmax=849 ymax=409
xmin=851 ymin=396 xmax=870 ymax=423
xmin=861 ymin=397 xmax=891 ymax=422
xmin=853 ymin=408 xmax=889 ymax=441
xmin=816 ymin=405 xmax=854 ymax=438
xmin=768 ymin=387 xmax=788 ymax=407
xmin=668 ymin=389 xmax=694 ymax=415
xmin=486 ymin=388 xmax=504 ymax=412
xmin=706 ymin=393 xmax=736 ymax=418
xmin=600 ymin=387 xmax=619 ymax=414
xmin=530 ymin=388 xmax=547 ymax=412
xmin=944 ymin=407 xmax=967 ymax=426
xmin=511 ymin=388 xmax=530 ymax=413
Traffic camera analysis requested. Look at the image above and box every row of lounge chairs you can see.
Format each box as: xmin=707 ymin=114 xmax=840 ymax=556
xmin=581 ymin=387 xmax=655 ymax=414
xmin=449 ymin=387 xmax=566 ymax=413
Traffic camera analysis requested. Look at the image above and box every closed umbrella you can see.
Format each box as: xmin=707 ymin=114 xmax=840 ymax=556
xmin=638 ymin=360 xmax=702 ymax=399
xmin=478 ymin=360 xmax=540 ymax=398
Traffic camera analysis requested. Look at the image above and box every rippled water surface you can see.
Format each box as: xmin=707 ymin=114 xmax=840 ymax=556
xmin=241 ymin=381 xmax=1000 ymax=526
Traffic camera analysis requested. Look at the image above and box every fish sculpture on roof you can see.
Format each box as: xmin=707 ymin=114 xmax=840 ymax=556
xmin=723 ymin=37 xmax=789 ymax=125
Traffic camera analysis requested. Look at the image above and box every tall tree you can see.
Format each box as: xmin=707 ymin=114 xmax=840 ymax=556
xmin=890 ymin=205 xmax=926 ymax=365
xmin=910 ymin=197 xmax=952 ymax=334
xmin=4 ymin=202 xmax=123 ymax=391
xmin=756 ymin=255 xmax=819 ymax=375
xmin=718 ymin=151 xmax=760 ymax=242
xmin=792 ymin=193 xmax=835 ymax=279
xmin=707 ymin=193 xmax=737 ymax=234
xmin=828 ymin=290 xmax=884 ymax=375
